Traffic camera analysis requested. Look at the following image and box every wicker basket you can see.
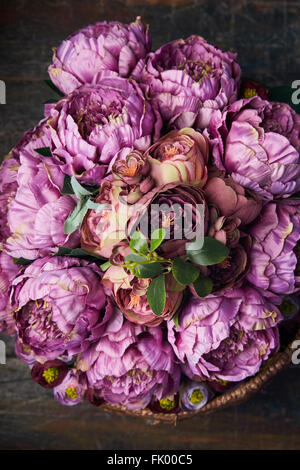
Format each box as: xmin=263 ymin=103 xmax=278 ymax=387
xmin=97 ymin=326 xmax=300 ymax=424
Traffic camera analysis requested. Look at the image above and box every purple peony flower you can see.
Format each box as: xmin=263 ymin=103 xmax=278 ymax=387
xmin=168 ymin=286 xmax=281 ymax=381
xmin=133 ymin=35 xmax=241 ymax=130
xmin=262 ymin=102 xmax=300 ymax=153
xmin=188 ymin=324 xmax=279 ymax=382
xmin=167 ymin=293 xmax=242 ymax=363
xmin=15 ymin=339 xmax=36 ymax=366
xmin=77 ymin=309 xmax=181 ymax=410
xmin=53 ymin=369 xmax=85 ymax=406
xmin=48 ymin=17 xmax=151 ymax=95
xmin=47 ymin=75 xmax=160 ymax=184
xmin=224 ymin=285 xmax=282 ymax=331
xmin=0 ymin=252 xmax=19 ymax=335
xmin=5 ymin=151 xmax=80 ymax=260
xmin=0 ymin=157 xmax=19 ymax=244
xmin=12 ymin=256 xmax=113 ymax=361
xmin=247 ymin=202 xmax=300 ymax=296
xmin=207 ymin=96 xmax=300 ymax=200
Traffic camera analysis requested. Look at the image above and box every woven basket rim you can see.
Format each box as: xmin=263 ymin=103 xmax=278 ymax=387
xmin=96 ymin=326 xmax=300 ymax=424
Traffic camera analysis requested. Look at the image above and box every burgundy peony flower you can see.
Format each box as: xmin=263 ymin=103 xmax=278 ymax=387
xmin=31 ymin=359 xmax=68 ymax=389
xmin=144 ymin=127 xmax=208 ymax=187
xmin=203 ymin=214 xmax=251 ymax=293
xmin=48 ymin=17 xmax=151 ymax=94
xmin=102 ymin=266 xmax=182 ymax=327
xmin=207 ymin=96 xmax=300 ymax=200
xmin=53 ymin=369 xmax=85 ymax=406
xmin=12 ymin=256 xmax=114 ymax=361
xmin=0 ymin=252 xmax=19 ymax=335
xmin=126 ymin=182 xmax=207 ymax=259
xmin=148 ymin=394 xmax=180 ymax=414
xmin=77 ymin=310 xmax=181 ymax=410
xmin=47 ymin=76 xmax=160 ymax=184
xmin=240 ymin=79 xmax=269 ymax=100
xmin=133 ymin=35 xmax=241 ymax=130
xmin=247 ymin=202 xmax=300 ymax=296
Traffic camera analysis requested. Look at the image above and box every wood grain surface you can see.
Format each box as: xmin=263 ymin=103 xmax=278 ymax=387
xmin=0 ymin=0 xmax=300 ymax=450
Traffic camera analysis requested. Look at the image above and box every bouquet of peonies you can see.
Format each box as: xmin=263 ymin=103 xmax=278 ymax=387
xmin=1 ymin=17 xmax=300 ymax=415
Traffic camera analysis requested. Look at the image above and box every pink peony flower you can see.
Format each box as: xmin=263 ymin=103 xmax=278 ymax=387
xmin=144 ymin=127 xmax=208 ymax=187
xmin=102 ymin=266 xmax=183 ymax=327
xmin=204 ymin=176 xmax=262 ymax=226
xmin=81 ymin=179 xmax=134 ymax=259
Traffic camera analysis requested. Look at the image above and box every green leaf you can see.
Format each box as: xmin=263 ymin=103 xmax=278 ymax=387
xmin=129 ymin=231 xmax=148 ymax=255
xmin=62 ymin=175 xmax=99 ymax=197
xmin=56 ymin=247 xmax=105 ymax=259
xmin=192 ymin=275 xmax=213 ymax=298
xmin=268 ymin=85 xmax=300 ymax=113
xmin=135 ymin=262 xmax=163 ymax=279
xmin=125 ymin=253 xmax=147 ymax=263
xmin=172 ymin=258 xmax=200 ymax=285
xmin=100 ymin=261 xmax=111 ymax=271
xmin=150 ymin=228 xmax=166 ymax=252
xmin=187 ymin=237 xmax=229 ymax=266
xmin=147 ymin=274 xmax=166 ymax=316
xmin=172 ymin=310 xmax=180 ymax=328
xmin=62 ymin=175 xmax=74 ymax=195
xmin=34 ymin=147 xmax=52 ymax=157
xmin=44 ymin=79 xmax=64 ymax=97
xmin=71 ymin=176 xmax=93 ymax=199
xmin=85 ymin=199 xmax=108 ymax=211
xmin=13 ymin=257 xmax=32 ymax=265
xmin=64 ymin=199 xmax=89 ymax=235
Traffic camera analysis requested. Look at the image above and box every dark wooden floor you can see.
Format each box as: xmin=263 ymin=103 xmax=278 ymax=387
xmin=0 ymin=0 xmax=300 ymax=450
